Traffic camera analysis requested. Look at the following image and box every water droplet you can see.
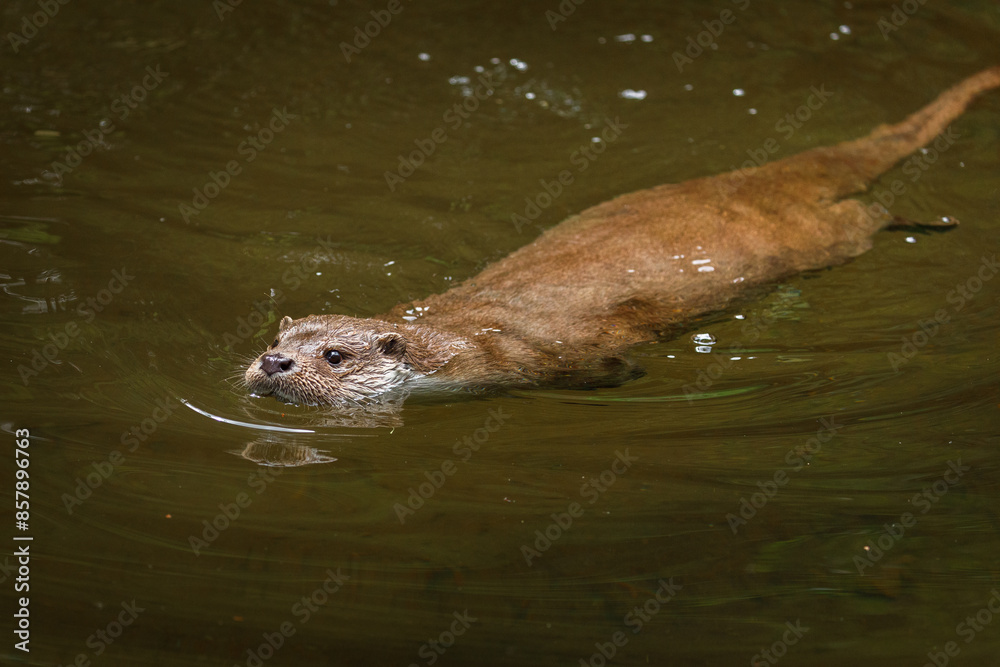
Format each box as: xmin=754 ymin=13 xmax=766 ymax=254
xmin=692 ymin=332 xmax=717 ymax=345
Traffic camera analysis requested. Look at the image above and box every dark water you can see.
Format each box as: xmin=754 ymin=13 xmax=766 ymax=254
xmin=2 ymin=1 xmax=1000 ymax=665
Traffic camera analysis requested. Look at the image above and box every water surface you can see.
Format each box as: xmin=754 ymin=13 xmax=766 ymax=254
xmin=2 ymin=1 xmax=1000 ymax=665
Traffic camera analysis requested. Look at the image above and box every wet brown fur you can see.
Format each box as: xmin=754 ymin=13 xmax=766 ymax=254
xmin=246 ymin=67 xmax=1000 ymax=405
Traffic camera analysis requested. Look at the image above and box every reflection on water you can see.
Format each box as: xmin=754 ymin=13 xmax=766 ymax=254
xmin=227 ymin=440 xmax=339 ymax=468
xmin=2 ymin=0 xmax=1000 ymax=665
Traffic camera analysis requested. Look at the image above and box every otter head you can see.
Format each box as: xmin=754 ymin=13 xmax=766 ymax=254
xmin=243 ymin=314 xmax=464 ymax=406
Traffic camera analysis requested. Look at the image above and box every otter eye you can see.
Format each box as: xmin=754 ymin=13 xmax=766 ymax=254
xmin=323 ymin=350 xmax=343 ymax=365
xmin=271 ymin=338 xmax=279 ymax=348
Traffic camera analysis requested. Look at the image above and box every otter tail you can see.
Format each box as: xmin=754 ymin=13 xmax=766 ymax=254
xmin=772 ymin=66 xmax=1000 ymax=200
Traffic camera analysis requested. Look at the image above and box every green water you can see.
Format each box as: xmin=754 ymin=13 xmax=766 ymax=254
xmin=2 ymin=1 xmax=999 ymax=665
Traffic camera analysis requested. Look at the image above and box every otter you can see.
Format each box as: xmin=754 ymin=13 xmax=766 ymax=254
xmin=245 ymin=67 xmax=1000 ymax=407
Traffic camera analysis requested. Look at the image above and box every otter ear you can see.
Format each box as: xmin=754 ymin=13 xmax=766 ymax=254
xmin=376 ymin=333 xmax=406 ymax=358
xmin=278 ymin=316 xmax=294 ymax=332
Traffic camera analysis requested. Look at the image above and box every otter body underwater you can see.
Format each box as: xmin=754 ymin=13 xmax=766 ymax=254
xmin=245 ymin=68 xmax=1000 ymax=407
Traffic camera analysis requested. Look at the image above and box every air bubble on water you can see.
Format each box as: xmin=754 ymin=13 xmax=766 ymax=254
xmin=620 ymin=89 xmax=647 ymax=100
xmin=692 ymin=333 xmax=717 ymax=345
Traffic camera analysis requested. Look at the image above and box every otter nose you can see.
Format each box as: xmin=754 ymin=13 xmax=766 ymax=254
xmin=259 ymin=353 xmax=294 ymax=376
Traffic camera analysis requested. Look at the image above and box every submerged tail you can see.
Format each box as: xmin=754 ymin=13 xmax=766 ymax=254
xmin=772 ymin=66 xmax=1000 ymax=199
